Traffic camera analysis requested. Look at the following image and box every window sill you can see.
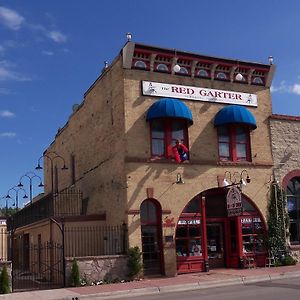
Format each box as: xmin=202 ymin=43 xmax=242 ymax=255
xmin=289 ymin=244 xmax=300 ymax=250
xmin=125 ymin=157 xmax=273 ymax=167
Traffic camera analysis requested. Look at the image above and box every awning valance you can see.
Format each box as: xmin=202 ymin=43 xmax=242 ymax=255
xmin=146 ymin=98 xmax=193 ymax=125
xmin=214 ymin=105 xmax=257 ymax=129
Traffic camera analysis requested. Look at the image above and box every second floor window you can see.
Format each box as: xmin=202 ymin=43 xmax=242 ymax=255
xmin=150 ymin=118 xmax=188 ymax=159
xmin=218 ymin=125 xmax=251 ymax=162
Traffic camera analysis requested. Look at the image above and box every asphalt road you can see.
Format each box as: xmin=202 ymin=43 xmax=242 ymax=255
xmin=115 ymin=277 xmax=300 ymax=300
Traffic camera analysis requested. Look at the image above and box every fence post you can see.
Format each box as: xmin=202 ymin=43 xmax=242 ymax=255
xmin=122 ymin=222 xmax=128 ymax=254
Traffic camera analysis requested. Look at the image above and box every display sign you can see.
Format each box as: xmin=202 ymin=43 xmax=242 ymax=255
xmin=226 ymin=186 xmax=243 ymax=217
xmin=142 ymin=81 xmax=257 ymax=107
xmin=178 ymin=219 xmax=201 ymax=225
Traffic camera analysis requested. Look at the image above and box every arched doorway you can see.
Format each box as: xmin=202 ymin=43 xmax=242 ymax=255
xmin=140 ymin=199 xmax=164 ymax=275
xmin=175 ymin=188 xmax=266 ymax=274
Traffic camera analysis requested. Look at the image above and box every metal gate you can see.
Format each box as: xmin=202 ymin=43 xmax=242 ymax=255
xmin=11 ymin=234 xmax=64 ymax=292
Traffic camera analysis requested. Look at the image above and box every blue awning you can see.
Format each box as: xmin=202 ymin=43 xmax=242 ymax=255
xmin=146 ymin=98 xmax=193 ymax=125
xmin=214 ymin=105 xmax=257 ymax=129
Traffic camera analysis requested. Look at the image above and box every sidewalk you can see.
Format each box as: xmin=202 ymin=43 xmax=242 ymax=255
xmin=2 ymin=264 xmax=300 ymax=300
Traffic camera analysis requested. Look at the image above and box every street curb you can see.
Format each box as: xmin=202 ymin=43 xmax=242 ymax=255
xmin=63 ymin=271 xmax=300 ymax=300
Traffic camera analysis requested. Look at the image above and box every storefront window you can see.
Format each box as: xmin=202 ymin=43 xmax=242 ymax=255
xmin=241 ymin=217 xmax=264 ymax=253
xmin=286 ymin=177 xmax=300 ymax=245
xmin=176 ymin=219 xmax=202 ymax=257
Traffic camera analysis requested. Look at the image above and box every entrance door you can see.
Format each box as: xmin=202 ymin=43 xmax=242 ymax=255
xmin=141 ymin=225 xmax=161 ymax=275
xmin=207 ymin=223 xmax=225 ymax=268
xmin=140 ymin=199 xmax=163 ymax=275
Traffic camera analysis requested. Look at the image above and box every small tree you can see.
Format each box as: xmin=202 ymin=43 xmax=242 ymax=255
xmin=70 ymin=259 xmax=80 ymax=287
xmin=267 ymin=182 xmax=288 ymax=259
xmin=127 ymin=246 xmax=143 ymax=279
xmin=0 ymin=265 xmax=10 ymax=294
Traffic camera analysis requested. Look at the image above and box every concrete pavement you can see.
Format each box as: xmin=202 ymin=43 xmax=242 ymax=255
xmin=1 ymin=264 xmax=300 ymax=300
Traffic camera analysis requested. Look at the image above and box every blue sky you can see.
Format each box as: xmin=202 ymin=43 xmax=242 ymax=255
xmin=0 ymin=0 xmax=300 ymax=208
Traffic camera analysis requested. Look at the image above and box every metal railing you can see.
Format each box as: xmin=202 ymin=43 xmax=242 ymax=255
xmin=7 ymin=188 xmax=83 ymax=230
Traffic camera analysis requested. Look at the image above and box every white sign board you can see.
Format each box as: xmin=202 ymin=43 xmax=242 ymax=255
xmin=142 ymin=81 xmax=257 ymax=107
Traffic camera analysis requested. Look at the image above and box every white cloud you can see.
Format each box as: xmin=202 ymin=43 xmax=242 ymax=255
xmin=42 ymin=50 xmax=54 ymax=56
xmin=292 ymin=84 xmax=300 ymax=95
xmin=48 ymin=31 xmax=67 ymax=43
xmin=0 ymin=110 xmax=15 ymax=117
xmin=0 ymin=132 xmax=16 ymax=137
xmin=0 ymin=60 xmax=31 ymax=81
xmin=271 ymin=80 xmax=300 ymax=96
xmin=0 ymin=6 xmax=25 ymax=30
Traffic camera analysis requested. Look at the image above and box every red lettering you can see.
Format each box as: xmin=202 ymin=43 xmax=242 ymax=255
xmin=171 ymin=86 xmax=179 ymax=93
xmin=180 ymin=87 xmax=187 ymax=94
xmin=187 ymin=88 xmax=194 ymax=95
xmin=216 ymin=92 xmax=222 ymax=98
xmin=199 ymin=90 xmax=207 ymax=96
xmin=236 ymin=94 xmax=242 ymax=100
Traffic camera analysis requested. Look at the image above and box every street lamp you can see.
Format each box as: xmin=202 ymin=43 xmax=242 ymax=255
xmin=223 ymin=169 xmax=251 ymax=188
xmin=35 ymin=151 xmax=68 ymax=195
xmin=17 ymin=171 xmax=44 ymax=203
xmin=6 ymin=186 xmax=28 ymax=211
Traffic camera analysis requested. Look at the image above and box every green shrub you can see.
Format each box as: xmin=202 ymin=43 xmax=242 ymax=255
xmin=127 ymin=246 xmax=143 ymax=279
xmin=282 ymin=255 xmax=297 ymax=266
xmin=0 ymin=265 xmax=10 ymax=294
xmin=70 ymin=259 xmax=81 ymax=287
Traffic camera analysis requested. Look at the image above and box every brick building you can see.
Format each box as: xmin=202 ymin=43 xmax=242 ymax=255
xmin=11 ymin=41 xmax=277 ymax=278
xmin=270 ymin=114 xmax=300 ymax=258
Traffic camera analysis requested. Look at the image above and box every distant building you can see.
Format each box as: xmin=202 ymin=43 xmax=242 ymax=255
xmin=0 ymin=218 xmax=7 ymax=261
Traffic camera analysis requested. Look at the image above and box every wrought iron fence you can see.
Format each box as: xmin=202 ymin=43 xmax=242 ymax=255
xmin=64 ymin=224 xmax=127 ymax=257
xmin=7 ymin=188 xmax=83 ymax=230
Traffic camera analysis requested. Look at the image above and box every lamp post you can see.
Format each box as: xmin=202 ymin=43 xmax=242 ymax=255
xmin=17 ymin=171 xmax=44 ymax=203
xmin=6 ymin=186 xmax=28 ymax=211
xmin=35 ymin=151 xmax=68 ymax=195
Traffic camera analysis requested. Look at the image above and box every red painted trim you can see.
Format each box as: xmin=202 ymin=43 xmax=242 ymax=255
xmin=201 ymin=196 xmax=208 ymax=262
xmin=270 ymin=114 xmax=300 ymax=121
xmin=217 ymin=125 xmax=251 ymax=162
xmin=55 ymin=214 xmax=106 ymax=222
xmin=282 ymin=169 xmax=300 ymax=188
xmin=126 ymin=210 xmax=140 ymax=215
xmin=163 ymin=223 xmax=175 ymax=227
xmin=134 ymin=45 xmax=270 ymax=71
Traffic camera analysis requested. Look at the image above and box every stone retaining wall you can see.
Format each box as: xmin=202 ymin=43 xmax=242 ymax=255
xmin=65 ymin=255 xmax=129 ymax=286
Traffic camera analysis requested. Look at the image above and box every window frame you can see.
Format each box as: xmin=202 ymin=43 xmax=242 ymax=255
xmin=217 ymin=125 xmax=252 ymax=162
xmin=287 ymin=177 xmax=300 ymax=245
xmin=150 ymin=118 xmax=189 ymax=160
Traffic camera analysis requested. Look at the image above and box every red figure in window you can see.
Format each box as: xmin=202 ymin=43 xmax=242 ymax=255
xmin=172 ymin=139 xmax=189 ymax=163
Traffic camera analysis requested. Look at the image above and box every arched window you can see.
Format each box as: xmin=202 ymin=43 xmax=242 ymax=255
xmin=217 ymin=125 xmax=251 ymax=162
xmin=286 ymin=177 xmax=300 ymax=245
xmin=156 ymin=63 xmax=169 ymax=72
xmin=134 ymin=60 xmax=147 ymax=69
xmin=197 ymin=69 xmax=209 ymax=78
xmin=178 ymin=67 xmax=188 ymax=75
xmin=140 ymin=199 xmax=163 ymax=275
xmin=216 ymin=72 xmax=227 ymax=80
xmin=252 ymin=77 xmax=264 ymax=85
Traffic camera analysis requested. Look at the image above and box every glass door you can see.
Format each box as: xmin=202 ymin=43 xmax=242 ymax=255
xmin=207 ymin=223 xmax=225 ymax=268
xmin=141 ymin=225 xmax=161 ymax=275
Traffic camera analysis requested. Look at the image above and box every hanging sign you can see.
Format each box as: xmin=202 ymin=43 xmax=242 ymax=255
xmin=226 ymin=186 xmax=243 ymax=217
xmin=142 ymin=81 xmax=257 ymax=107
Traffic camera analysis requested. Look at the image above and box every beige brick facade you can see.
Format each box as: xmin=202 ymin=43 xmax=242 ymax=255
xmin=19 ymin=42 xmax=278 ymax=276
